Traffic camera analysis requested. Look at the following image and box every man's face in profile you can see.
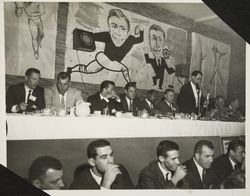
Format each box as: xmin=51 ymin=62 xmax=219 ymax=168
xmin=94 ymin=145 xmax=114 ymax=174
xmin=108 ymin=16 xmax=129 ymax=47
xmin=149 ymin=29 xmax=165 ymax=58
xmin=191 ymin=74 xmax=202 ymax=86
xmin=160 ymin=150 xmax=180 ymax=172
xmin=37 ymin=168 xmax=65 ymax=190
xmin=25 ymin=72 xmax=40 ymax=89
xmin=195 ymin=145 xmax=214 ymax=169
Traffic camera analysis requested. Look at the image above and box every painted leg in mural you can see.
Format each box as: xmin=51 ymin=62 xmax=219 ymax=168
xmin=84 ymin=52 xmax=131 ymax=82
xmin=24 ymin=2 xmax=45 ymax=60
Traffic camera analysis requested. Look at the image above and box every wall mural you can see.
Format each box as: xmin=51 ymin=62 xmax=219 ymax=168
xmin=4 ymin=2 xmax=58 ymax=79
xmin=65 ymin=2 xmax=187 ymax=92
xmin=190 ymin=33 xmax=231 ymax=98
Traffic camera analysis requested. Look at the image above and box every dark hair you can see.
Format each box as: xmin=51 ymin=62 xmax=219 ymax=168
xmin=165 ymin=88 xmax=174 ymax=94
xmin=87 ymin=139 xmax=111 ymax=159
xmin=57 ymin=72 xmax=71 ymax=82
xmin=25 ymin=68 xmax=40 ymax=77
xmin=149 ymin=24 xmax=165 ymax=40
xmin=157 ymin=140 xmax=179 ymax=157
xmin=227 ymin=139 xmax=245 ymax=154
xmin=191 ymin=70 xmax=203 ymax=77
xmin=194 ymin=140 xmax=214 ymax=155
xmin=100 ymin=80 xmax=115 ymax=91
xmin=125 ymin=82 xmax=136 ymax=90
xmin=107 ymin=9 xmax=130 ymax=32
xmin=215 ymin=95 xmax=225 ymax=101
xmin=147 ymin=89 xmax=158 ymax=96
xmin=230 ymin=97 xmax=239 ymax=104
xmin=28 ymin=156 xmax=62 ymax=181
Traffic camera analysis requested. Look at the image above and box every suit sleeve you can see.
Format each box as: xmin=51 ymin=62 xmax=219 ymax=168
xmin=117 ymin=165 xmax=135 ymax=189
xmin=163 ymin=60 xmax=175 ymax=75
xmin=137 ymin=172 xmax=158 ymax=189
xmin=6 ymin=85 xmax=16 ymax=113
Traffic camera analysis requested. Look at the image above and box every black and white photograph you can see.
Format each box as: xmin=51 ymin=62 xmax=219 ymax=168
xmin=1 ymin=0 xmax=249 ymax=196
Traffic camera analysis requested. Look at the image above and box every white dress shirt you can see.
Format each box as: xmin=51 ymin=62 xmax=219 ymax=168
xmin=125 ymin=96 xmax=133 ymax=111
xmin=158 ymin=162 xmax=172 ymax=181
xmin=145 ymin=99 xmax=153 ymax=109
xmin=190 ymin=82 xmax=201 ymax=107
xmin=59 ymin=91 xmax=67 ymax=107
xmin=229 ymin=156 xmax=236 ymax=170
xmin=100 ymin=93 xmax=109 ymax=103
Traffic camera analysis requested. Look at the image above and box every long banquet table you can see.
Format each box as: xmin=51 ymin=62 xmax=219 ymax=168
xmin=6 ymin=114 xmax=245 ymax=140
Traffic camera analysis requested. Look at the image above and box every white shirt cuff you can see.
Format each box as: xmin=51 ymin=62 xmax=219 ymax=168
xmin=100 ymin=186 xmax=110 ymax=190
xmin=11 ymin=105 xmax=19 ymax=113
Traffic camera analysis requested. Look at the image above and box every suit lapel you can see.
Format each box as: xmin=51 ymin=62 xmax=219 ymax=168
xmin=66 ymin=87 xmax=73 ymax=108
xmin=191 ymin=159 xmax=203 ymax=188
xmin=153 ymin=162 xmax=166 ymax=188
xmin=188 ymin=82 xmax=196 ymax=106
xmin=53 ymin=85 xmax=61 ymax=108
xmin=20 ymin=84 xmax=26 ymax=103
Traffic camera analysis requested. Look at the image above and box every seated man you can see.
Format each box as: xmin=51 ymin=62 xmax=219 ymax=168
xmin=156 ymin=88 xmax=178 ymax=114
xmin=184 ymin=140 xmax=219 ymax=189
xmin=44 ymin=72 xmax=83 ymax=112
xmin=28 ymin=156 xmax=65 ymax=190
xmin=87 ymin=80 xmax=121 ymax=115
xmin=225 ymin=98 xmax=244 ymax=121
xmin=6 ymin=68 xmax=45 ymax=113
xmin=137 ymin=140 xmax=188 ymax=189
xmin=140 ymin=89 xmax=158 ymax=116
xmin=70 ymin=139 xmax=134 ymax=189
xmin=119 ymin=82 xmax=141 ymax=116
xmin=206 ymin=95 xmax=228 ymax=121
xmin=212 ymin=139 xmax=245 ymax=185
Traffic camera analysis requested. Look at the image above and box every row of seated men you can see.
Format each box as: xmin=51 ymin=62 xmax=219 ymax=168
xmin=6 ymin=68 xmax=243 ymax=121
xmin=27 ymin=139 xmax=245 ymax=190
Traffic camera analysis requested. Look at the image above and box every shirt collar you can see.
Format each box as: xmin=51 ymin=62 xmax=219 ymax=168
xmin=158 ymin=162 xmax=171 ymax=180
xmin=100 ymin=93 xmax=109 ymax=102
xmin=229 ymin=156 xmax=236 ymax=169
xmin=90 ymin=168 xmax=102 ymax=185
xmin=164 ymin=99 xmax=171 ymax=106
xmin=24 ymin=84 xmax=33 ymax=93
xmin=193 ymin=157 xmax=204 ymax=180
xmin=145 ymin=99 xmax=152 ymax=107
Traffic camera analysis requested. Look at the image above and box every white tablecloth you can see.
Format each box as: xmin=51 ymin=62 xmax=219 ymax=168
xmin=6 ymin=114 xmax=245 ymax=140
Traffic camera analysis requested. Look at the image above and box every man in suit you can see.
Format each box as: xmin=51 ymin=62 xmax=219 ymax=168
xmin=177 ymin=70 xmax=204 ymax=115
xmin=140 ymin=89 xmax=158 ymax=116
xmin=119 ymin=82 xmax=141 ymax=116
xmin=28 ymin=156 xmax=65 ymax=190
xmin=70 ymin=139 xmax=134 ymax=189
xmin=137 ymin=140 xmax=188 ymax=189
xmin=156 ymin=88 xmax=178 ymax=114
xmin=212 ymin=139 xmax=245 ymax=185
xmin=184 ymin=140 xmax=219 ymax=189
xmin=6 ymin=68 xmax=45 ymax=113
xmin=144 ymin=24 xmax=175 ymax=90
xmin=44 ymin=72 xmax=83 ymax=112
xmin=87 ymin=80 xmax=121 ymax=115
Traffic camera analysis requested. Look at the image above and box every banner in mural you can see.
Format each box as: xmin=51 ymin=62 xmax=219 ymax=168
xmin=190 ymin=33 xmax=231 ymax=98
xmin=65 ymin=2 xmax=187 ymax=92
xmin=4 ymin=2 xmax=58 ymax=79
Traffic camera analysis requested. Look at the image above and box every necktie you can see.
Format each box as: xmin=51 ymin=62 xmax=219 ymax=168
xmin=158 ymin=59 xmax=161 ymax=66
xmin=202 ymin=169 xmax=206 ymax=188
xmin=165 ymin=172 xmax=172 ymax=182
xmin=27 ymin=90 xmax=32 ymax=104
xmin=61 ymin=94 xmax=65 ymax=109
xmin=129 ymin=99 xmax=133 ymax=112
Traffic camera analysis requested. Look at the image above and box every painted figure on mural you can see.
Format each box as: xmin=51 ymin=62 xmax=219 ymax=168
xmin=15 ymin=2 xmax=45 ymax=60
xmin=81 ymin=9 xmax=144 ymax=82
xmin=144 ymin=24 xmax=176 ymax=90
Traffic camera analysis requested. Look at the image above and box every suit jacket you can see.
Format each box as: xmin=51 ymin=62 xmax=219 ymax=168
xmin=211 ymin=154 xmax=234 ymax=185
xmin=87 ymin=92 xmax=120 ymax=115
xmin=137 ymin=160 xmax=188 ymax=189
xmin=69 ymin=165 xmax=134 ymax=189
xmin=184 ymin=158 xmax=219 ymax=189
xmin=6 ymin=83 xmax=45 ymax=113
xmin=44 ymin=85 xmax=83 ymax=110
xmin=177 ymin=82 xmax=205 ymax=114
xmin=119 ymin=94 xmax=141 ymax=116
xmin=140 ymin=99 xmax=155 ymax=116
xmin=156 ymin=99 xmax=179 ymax=114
